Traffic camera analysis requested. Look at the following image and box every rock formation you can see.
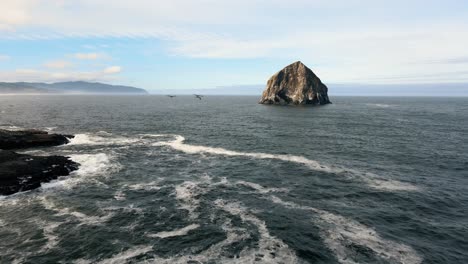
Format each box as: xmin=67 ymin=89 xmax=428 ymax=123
xmin=0 ymin=129 xmax=79 ymax=195
xmin=0 ymin=150 xmax=79 ymax=195
xmin=0 ymin=129 xmax=73 ymax=149
xmin=259 ymin=61 xmax=331 ymax=105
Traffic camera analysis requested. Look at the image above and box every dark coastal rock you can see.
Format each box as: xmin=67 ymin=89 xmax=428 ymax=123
xmin=259 ymin=61 xmax=331 ymax=105
xmin=0 ymin=150 xmax=79 ymax=195
xmin=0 ymin=129 xmax=73 ymax=149
xmin=0 ymin=129 xmax=79 ymax=195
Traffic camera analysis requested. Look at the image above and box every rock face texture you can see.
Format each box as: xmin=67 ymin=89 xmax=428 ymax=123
xmin=0 ymin=129 xmax=73 ymax=149
xmin=0 ymin=129 xmax=79 ymax=195
xmin=259 ymin=61 xmax=331 ymax=105
xmin=0 ymin=150 xmax=79 ymax=195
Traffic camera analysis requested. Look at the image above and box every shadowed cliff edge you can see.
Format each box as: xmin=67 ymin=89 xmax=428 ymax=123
xmin=0 ymin=129 xmax=79 ymax=195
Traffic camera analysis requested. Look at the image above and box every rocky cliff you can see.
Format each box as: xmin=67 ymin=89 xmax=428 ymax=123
xmin=259 ymin=61 xmax=331 ymax=105
xmin=0 ymin=129 xmax=79 ymax=195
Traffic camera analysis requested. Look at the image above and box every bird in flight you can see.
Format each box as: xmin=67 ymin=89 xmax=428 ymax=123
xmin=194 ymin=94 xmax=203 ymax=100
xmin=167 ymin=95 xmax=176 ymax=98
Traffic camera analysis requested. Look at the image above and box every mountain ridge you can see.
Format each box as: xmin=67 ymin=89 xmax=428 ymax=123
xmin=0 ymin=81 xmax=148 ymax=94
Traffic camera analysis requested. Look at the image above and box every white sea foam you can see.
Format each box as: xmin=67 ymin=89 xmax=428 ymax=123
xmin=318 ymin=209 xmax=422 ymax=264
xmin=0 ymin=125 xmax=23 ymax=130
xmin=153 ymin=135 xmax=333 ymax=172
xmin=364 ymin=177 xmax=420 ymax=191
xmin=113 ymin=190 xmax=126 ymax=201
xmin=69 ymin=153 xmax=120 ymax=177
xmin=69 ymin=133 xmax=140 ymax=146
xmin=95 ymin=246 xmax=153 ymax=264
xmin=152 ymin=135 xmax=419 ymax=192
xmin=268 ymin=195 xmax=422 ymax=264
xmin=174 ymin=180 xmax=206 ymax=218
xmin=213 ymin=199 xmax=299 ymax=263
xmin=40 ymin=197 xmax=114 ymax=226
xmin=102 ymin=204 xmax=144 ymax=215
xmin=236 ymin=180 xmax=289 ymax=194
xmin=148 ymin=224 xmax=200 ymax=238
xmin=44 ymin=127 xmax=57 ymax=132
xmin=173 ymin=175 xmax=229 ymax=218
xmin=40 ymin=221 xmax=61 ymax=252
xmin=366 ymin=103 xmax=395 ymax=108
xmin=146 ymin=200 xmax=298 ymax=264
xmin=40 ymin=153 xmax=120 ymax=191
xmin=126 ymin=180 xmax=162 ymax=191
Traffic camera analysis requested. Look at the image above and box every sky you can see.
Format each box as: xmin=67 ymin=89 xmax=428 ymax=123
xmin=1 ymin=0 xmax=468 ymax=93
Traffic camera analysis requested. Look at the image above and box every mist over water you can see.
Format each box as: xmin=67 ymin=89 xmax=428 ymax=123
xmin=0 ymin=95 xmax=467 ymax=263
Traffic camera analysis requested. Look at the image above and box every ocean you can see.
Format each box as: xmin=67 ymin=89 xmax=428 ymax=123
xmin=0 ymin=95 xmax=467 ymax=263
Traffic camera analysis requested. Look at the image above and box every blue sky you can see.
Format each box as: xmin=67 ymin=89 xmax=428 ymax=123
xmin=1 ymin=0 xmax=468 ymax=92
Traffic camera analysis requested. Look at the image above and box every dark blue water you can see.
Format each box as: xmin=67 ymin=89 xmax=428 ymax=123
xmin=0 ymin=95 xmax=467 ymax=263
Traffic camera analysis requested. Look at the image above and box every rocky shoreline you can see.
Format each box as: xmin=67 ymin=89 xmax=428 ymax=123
xmin=0 ymin=129 xmax=79 ymax=195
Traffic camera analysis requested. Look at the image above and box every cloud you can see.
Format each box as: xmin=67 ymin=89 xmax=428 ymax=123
xmin=426 ymin=56 xmax=468 ymax=65
xmin=0 ymin=66 xmax=122 ymax=83
xmin=103 ymin=66 xmax=121 ymax=74
xmin=1 ymin=1 xmax=468 ymax=83
xmin=74 ymin=53 xmax=101 ymax=60
xmin=0 ymin=1 xmax=33 ymax=30
xmin=43 ymin=60 xmax=72 ymax=69
xmin=0 ymin=54 xmax=10 ymax=61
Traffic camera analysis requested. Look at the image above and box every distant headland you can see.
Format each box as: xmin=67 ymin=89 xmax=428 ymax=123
xmin=0 ymin=81 xmax=148 ymax=94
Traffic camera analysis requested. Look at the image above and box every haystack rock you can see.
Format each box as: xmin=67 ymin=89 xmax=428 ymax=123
xmin=259 ymin=61 xmax=331 ymax=105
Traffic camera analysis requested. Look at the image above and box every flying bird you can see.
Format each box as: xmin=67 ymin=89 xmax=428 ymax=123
xmin=167 ymin=95 xmax=176 ymax=98
xmin=194 ymin=94 xmax=203 ymax=100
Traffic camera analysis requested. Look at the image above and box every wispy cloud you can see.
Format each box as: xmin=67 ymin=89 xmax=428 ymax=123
xmin=43 ymin=60 xmax=72 ymax=69
xmin=0 ymin=66 xmax=123 ymax=83
xmin=74 ymin=53 xmax=102 ymax=60
xmin=426 ymin=56 xmax=468 ymax=65
xmin=103 ymin=66 xmax=121 ymax=74
xmin=0 ymin=54 xmax=10 ymax=61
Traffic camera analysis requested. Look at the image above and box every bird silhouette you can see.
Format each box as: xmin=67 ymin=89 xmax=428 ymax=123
xmin=194 ymin=94 xmax=203 ymax=100
xmin=166 ymin=95 xmax=176 ymax=98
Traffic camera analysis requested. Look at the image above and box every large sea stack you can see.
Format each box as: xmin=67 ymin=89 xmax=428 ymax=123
xmin=259 ymin=61 xmax=331 ymax=105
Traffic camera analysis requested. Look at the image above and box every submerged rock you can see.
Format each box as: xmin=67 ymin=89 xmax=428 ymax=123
xmin=0 ymin=150 xmax=79 ymax=195
xmin=259 ymin=61 xmax=331 ymax=105
xmin=0 ymin=129 xmax=73 ymax=149
xmin=0 ymin=129 xmax=79 ymax=195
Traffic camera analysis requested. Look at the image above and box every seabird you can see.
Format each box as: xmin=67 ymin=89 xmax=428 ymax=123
xmin=194 ymin=94 xmax=203 ymax=100
xmin=167 ymin=95 xmax=176 ymax=98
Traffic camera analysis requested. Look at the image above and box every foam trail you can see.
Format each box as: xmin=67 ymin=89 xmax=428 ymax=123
xmin=236 ymin=180 xmax=289 ymax=194
xmin=126 ymin=181 xmax=162 ymax=191
xmin=173 ymin=175 xmax=217 ymax=219
xmin=148 ymin=224 xmax=200 ymax=238
xmin=94 ymin=246 xmax=153 ymax=264
xmin=366 ymin=103 xmax=395 ymax=108
xmin=40 ymin=197 xmax=115 ymax=226
xmin=213 ymin=199 xmax=299 ymax=263
xmin=152 ymin=135 xmax=419 ymax=192
xmin=40 ymin=221 xmax=61 ymax=252
xmin=268 ymin=195 xmax=422 ymax=264
xmin=146 ymin=200 xmax=299 ymax=264
xmin=68 ymin=133 xmax=140 ymax=146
